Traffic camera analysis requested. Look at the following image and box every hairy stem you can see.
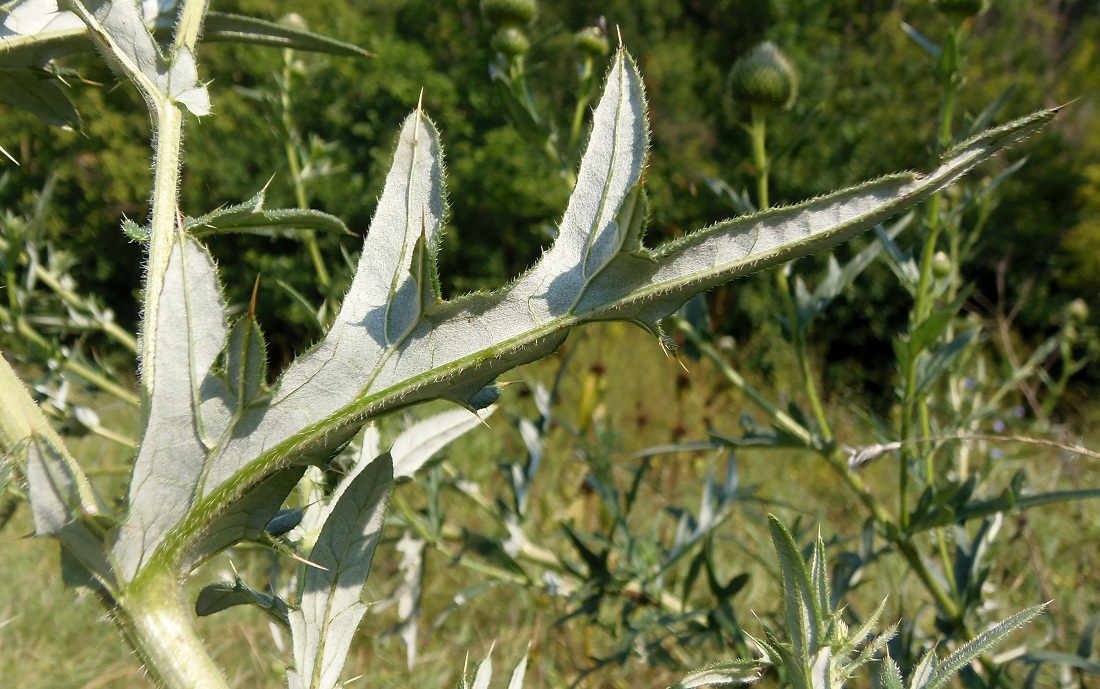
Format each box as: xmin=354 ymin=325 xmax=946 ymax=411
xmin=115 ymin=568 xmax=230 ymax=689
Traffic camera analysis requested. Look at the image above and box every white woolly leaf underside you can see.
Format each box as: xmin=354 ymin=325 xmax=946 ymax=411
xmin=110 ymin=48 xmax=1054 ymax=593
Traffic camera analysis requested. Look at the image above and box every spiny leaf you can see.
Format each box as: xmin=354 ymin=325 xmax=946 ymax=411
xmin=158 ymin=50 xmax=1054 ymax=582
xmin=767 ymin=515 xmax=820 ymax=659
xmin=225 ymin=313 xmax=269 ymax=409
xmin=183 ymin=467 xmax=305 ymax=571
xmin=201 ymin=12 xmax=373 ymax=57
xmin=0 ymin=67 xmax=80 ymax=128
xmin=112 ymin=235 xmax=228 ymax=581
xmin=881 ymin=656 xmax=905 ymax=689
xmin=287 ymin=454 xmax=393 ymax=689
xmin=198 ymin=107 xmax=446 ymax=494
xmin=0 ymin=6 xmax=366 ymax=72
xmin=184 ymin=188 xmax=350 ymax=239
xmin=61 ymin=0 xmax=209 ymax=115
xmin=667 ymin=659 xmax=767 ymax=688
xmin=922 ymin=604 xmax=1046 ymax=689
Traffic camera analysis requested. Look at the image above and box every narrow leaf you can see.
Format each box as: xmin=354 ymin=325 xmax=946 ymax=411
xmin=0 ymin=67 xmax=80 ymax=127
xmin=202 ymin=107 xmax=444 ymax=493
xmin=507 ymin=653 xmax=529 ymax=689
xmin=914 ymin=330 xmax=976 ymax=397
xmin=226 ymin=313 xmax=269 ymax=409
xmin=185 ymin=188 xmax=350 ymax=239
xmin=113 ymin=236 xmax=228 ymax=581
xmin=390 ymin=406 xmax=495 ymax=479
xmin=924 ymin=604 xmax=1046 ymax=689
xmin=767 ymin=515 xmax=819 ymax=659
xmin=202 ymin=11 xmax=373 ymax=57
xmin=184 ymin=467 xmax=305 ymax=570
xmin=472 ymin=650 xmax=494 ymax=689
xmin=196 ymin=575 xmax=290 ymax=627
xmin=288 ymin=454 xmax=393 ymax=689
xmin=522 ymin=48 xmax=648 ymax=317
xmin=667 ymin=659 xmax=767 ymax=688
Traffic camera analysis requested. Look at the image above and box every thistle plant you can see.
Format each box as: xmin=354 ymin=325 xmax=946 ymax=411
xmin=0 ymin=0 xmax=1060 ymax=687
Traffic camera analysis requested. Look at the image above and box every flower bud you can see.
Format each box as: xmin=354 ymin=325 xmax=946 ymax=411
xmin=480 ymin=0 xmax=537 ymax=27
xmin=727 ymin=41 xmax=798 ymax=110
xmin=574 ymin=26 xmax=609 ymax=59
xmin=932 ymin=0 xmax=989 ymax=20
xmin=932 ymin=250 xmax=952 ymax=278
xmin=490 ymin=26 xmax=530 ymax=58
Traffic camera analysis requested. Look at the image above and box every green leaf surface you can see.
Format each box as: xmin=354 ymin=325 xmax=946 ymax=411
xmin=184 ymin=466 xmax=305 ymax=571
xmin=287 ymin=454 xmax=392 ymax=689
xmin=201 ymin=12 xmax=372 ymax=57
xmin=196 ymin=575 xmax=290 ymax=626
xmin=0 ymin=66 xmax=79 ymax=127
xmin=922 ymin=604 xmax=1046 ymax=689
xmin=185 ymin=189 xmax=350 ymax=239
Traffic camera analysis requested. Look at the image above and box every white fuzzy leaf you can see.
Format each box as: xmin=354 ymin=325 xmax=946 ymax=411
xmin=201 ymin=108 xmax=444 ymax=493
xmin=161 ymin=47 xmax=209 ymax=115
xmin=668 ymin=659 xmax=767 ymax=688
xmin=287 ymin=454 xmax=392 ymax=689
xmin=471 ymin=651 xmax=493 ymax=689
xmin=167 ymin=50 xmax=1053 ymax=583
xmin=25 ymin=435 xmax=83 ymax=535
xmin=506 ymin=654 xmax=529 ymax=689
xmin=391 ymin=406 xmax=494 ymax=479
xmin=58 ymin=0 xmax=208 ymax=115
xmin=113 ymin=236 xmax=227 ymax=580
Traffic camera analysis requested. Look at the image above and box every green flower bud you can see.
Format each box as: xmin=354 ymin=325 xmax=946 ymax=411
xmin=1065 ymin=298 xmax=1089 ymax=323
xmin=932 ymin=0 xmax=989 ymax=20
xmin=728 ymin=41 xmax=798 ymax=110
xmin=480 ymin=0 xmax=537 ymax=27
xmin=490 ymin=26 xmax=530 ymax=58
xmin=932 ymin=250 xmax=952 ymax=278
xmin=574 ymin=26 xmax=609 ymax=59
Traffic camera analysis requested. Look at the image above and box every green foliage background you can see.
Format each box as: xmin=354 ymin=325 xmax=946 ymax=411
xmin=2 ymin=0 xmax=1098 ymax=396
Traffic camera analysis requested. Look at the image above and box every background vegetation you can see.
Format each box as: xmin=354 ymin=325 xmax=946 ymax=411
xmin=3 ymin=0 xmax=1100 ymax=687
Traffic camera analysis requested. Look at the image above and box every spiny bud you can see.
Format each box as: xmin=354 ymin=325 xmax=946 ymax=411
xmin=727 ymin=41 xmax=798 ymax=110
xmin=490 ymin=26 xmax=530 ymax=58
xmin=574 ymin=26 xmax=609 ymax=59
xmin=480 ymin=0 xmax=537 ymax=27
xmin=932 ymin=0 xmax=989 ymax=20
xmin=932 ymin=250 xmax=952 ymax=278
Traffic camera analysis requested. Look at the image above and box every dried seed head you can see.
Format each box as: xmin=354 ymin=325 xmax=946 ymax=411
xmin=933 ymin=0 xmax=989 ymax=20
xmin=491 ymin=26 xmax=530 ymax=58
xmin=728 ymin=41 xmax=798 ymax=110
xmin=480 ymin=0 xmax=537 ymax=27
xmin=574 ymin=26 xmax=609 ymax=59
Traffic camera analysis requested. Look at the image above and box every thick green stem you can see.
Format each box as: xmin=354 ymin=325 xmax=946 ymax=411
xmin=115 ymin=569 xmax=230 ymax=689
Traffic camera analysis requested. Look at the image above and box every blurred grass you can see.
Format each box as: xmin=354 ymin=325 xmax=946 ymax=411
xmin=2 ymin=321 xmax=1098 ymax=688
